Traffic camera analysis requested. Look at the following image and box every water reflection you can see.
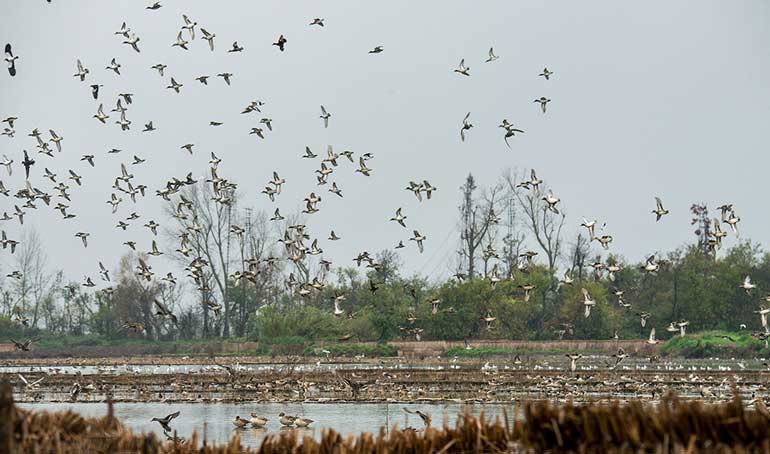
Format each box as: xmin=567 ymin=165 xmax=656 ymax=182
xmin=20 ymin=401 xmax=509 ymax=447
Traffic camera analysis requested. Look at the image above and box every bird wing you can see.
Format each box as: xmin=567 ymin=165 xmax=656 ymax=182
xmin=655 ymin=197 xmax=663 ymax=210
xmin=154 ymin=298 xmax=171 ymax=314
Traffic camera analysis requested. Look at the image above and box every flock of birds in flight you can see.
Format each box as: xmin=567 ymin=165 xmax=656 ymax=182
xmin=1 ymin=1 xmax=768 ymax=377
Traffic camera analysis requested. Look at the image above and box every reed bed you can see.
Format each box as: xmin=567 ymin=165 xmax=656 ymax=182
xmin=3 ymin=382 xmax=770 ymax=453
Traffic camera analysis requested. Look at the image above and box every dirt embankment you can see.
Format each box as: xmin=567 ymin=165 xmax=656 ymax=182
xmin=0 ymin=339 xmax=659 ymax=361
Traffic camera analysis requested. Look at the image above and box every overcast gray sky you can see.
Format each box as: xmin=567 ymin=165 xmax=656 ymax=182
xmin=1 ymin=0 xmax=769 ymax=285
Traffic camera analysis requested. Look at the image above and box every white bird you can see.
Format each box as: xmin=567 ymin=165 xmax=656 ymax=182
xmin=582 ymin=288 xmax=595 ymax=318
xmin=105 ymin=58 xmax=121 ymax=75
xmin=485 ymin=47 xmax=499 ymax=63
xmin=4 ymin=44 xmax=18 ymax=77
xmin=123 ymin=33 xmax=141 ymax=52
xmin=320 ymin=105 xmax=331 ymax=128
xmin=410 ymin=230 xmax=426 ymax=253
xmin=73 ymin=59 xmax=89 ymax=81
xmin=201 ymin=28 xmax=216 ymax=51
xmin=739 ymin=275 xmax=756 ymax=295
xmin=454 ymin=59 xmax=470 ymax=76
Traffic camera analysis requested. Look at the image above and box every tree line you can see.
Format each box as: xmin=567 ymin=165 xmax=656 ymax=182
xmin=1 ymin=169 xmax=767 ymax=344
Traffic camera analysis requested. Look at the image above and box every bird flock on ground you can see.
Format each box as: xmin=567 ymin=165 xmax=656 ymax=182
xmin=1 ymin=0 xmax=768 ymax=436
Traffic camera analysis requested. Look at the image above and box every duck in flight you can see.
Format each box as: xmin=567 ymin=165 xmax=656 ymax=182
xmin=201 ymin=28 xmax=216 ymax=51
xmin=390 ymin=208 xmax=407 ymax=227
xmin=652 ymin=196 xmax=669 ymax=221
xmin=151 ymin=411 xmax=180 ymax=432
xmin=106 ymin=58 xmax=121 ymax=75
xmin=485 ymin=47 xmax=499 ymax=63
xmin=5 ymin=44 xmax=18 ymax=76
xmin=123 ymin=33 xmax=141 ymax=52
xmin=410 ymin=230 xmax=426 ymax=253
xmin=22 ymin=150 xmax=35 ymax=179
xmin=73 ymin=59 xmax=89 ymax=81
xmin=320 ymin=105 xmax=331 ymax=128
xmin=273 ymin=34 xmax=287 ymax=51
xmin=582 ymin=288 xmax=595 ymax=318
xmin=460 ymin=112 xmax=473 ymax=142
xmin=454 ymin=59 xmax=470 ymax=76
xmin=534 ymin=97 xmax=551 ymax=113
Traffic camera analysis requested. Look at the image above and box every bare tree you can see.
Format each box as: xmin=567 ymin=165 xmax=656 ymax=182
xmin=690 ymin=203 xmax=712 ymax=255
xmin=165 ymin=183 xmax=238 ymax=337
xmin=504 ymin=170 xmax=566 ymax=273
xmin=567 ymin=233 xmax=592 ymax=281
xmin=230 ymin=208 xmax=283 ymax=336
xmin=113 ymin=253 xmax=164 ymax=338
xmin=457 ymin=174 xmax=502 ymax=279
xmin=499 ymin=181 xmax=527 ymax=277
xmin=7 ymin=229 xmax=60 ymax=327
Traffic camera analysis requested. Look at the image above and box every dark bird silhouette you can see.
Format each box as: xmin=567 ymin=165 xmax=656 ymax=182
xmin=5 ymin=44 xmax=18 ymax=76
xmin=273 ymin=34 xmax=287 ymax=51
xmin=151 ymin=411 xmax=180 ymax=432
xmin=22 ymin=150 xmax=35 ymax=179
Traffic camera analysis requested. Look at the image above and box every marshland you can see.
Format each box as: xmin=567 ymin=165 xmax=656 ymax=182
xmin=2 ymin=0 xmax=770 ymax=451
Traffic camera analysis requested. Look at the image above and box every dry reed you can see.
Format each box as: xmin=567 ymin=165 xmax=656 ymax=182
xmin=3 ymin=381 xmax=770 ymax=453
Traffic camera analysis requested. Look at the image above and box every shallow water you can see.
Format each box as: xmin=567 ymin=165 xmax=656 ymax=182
xmin=19 ymin=401 xmax=510 ymax=447
xmin=3 ymin=355 xmax=767 ymax=376
xmin=0 ymin=362 xmax=443 ymax=376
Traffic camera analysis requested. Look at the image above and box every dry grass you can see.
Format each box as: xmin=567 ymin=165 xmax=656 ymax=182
xmin=4 ymin=381 xmax=770 ymax=453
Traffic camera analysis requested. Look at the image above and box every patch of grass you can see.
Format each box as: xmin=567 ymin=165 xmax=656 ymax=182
xmin=444 ymin=346 xmax=594 ymax=357
xmin=661 ymin=330 xmax=766 ymax=358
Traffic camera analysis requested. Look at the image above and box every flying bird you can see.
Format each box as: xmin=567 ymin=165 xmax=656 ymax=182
xmin=410 ymin=230 xmax=426 ymax=253
xmin=534 ymin=97 xmax=551 ymax=113
xmin=454 ymin=59 xmax=470 ymax=76
xmin=5 ymin=44 xmax=18 ymax=76
xmin=73 ymin=59 xmax=89 ymax=81
xmin=273 ymin=34 xmax=287 ymax=51
xmin=485 ymin=47 xmax=499 ymax=62
xmin=652 ymin=197 xmax=669 ymax=221
xmin=201 ymin=28 xmax=216 ymax=51
xmin=320 ymin=105 xmax=331 ymax=128
xmin=22 ymin=150 xmax=35 ymax=179
xmin=460 ymin=112 xmax=473 ymax=142
xmin=106 ymin=58 xmax=121 ymax=75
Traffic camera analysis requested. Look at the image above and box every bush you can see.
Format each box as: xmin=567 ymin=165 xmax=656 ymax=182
xmin=661 ymin=330 xmax=767 ymax=358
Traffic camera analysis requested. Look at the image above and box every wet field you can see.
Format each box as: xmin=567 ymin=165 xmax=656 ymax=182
xmin=19 ymin=401 xmax=508 ymax=447
xmin=5 ymin=354 xmax=770 ymax=405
